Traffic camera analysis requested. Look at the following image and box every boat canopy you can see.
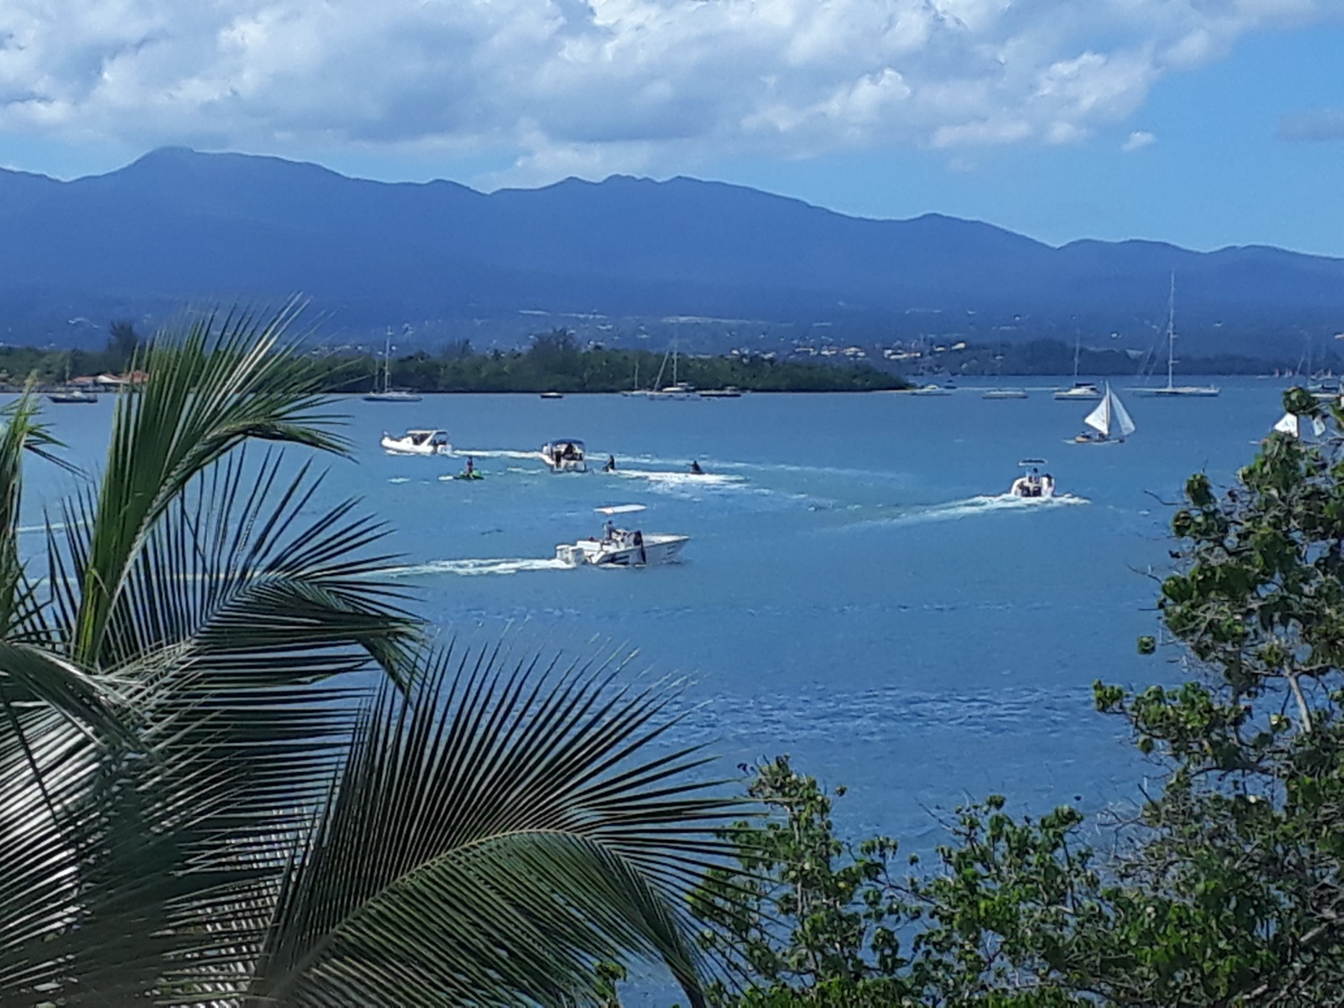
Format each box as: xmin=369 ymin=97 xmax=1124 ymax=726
xmin=1018 ymin=458 xmax=1048 ymax=467
xmin=595 ymin=504 xmax=646 ymax=515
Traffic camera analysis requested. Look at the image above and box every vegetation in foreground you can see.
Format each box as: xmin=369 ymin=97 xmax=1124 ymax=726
xmin=0 ymin=307 xmax=741 ymax=1006
xmin=678 ymin=385 xmax=1344 ymax=1005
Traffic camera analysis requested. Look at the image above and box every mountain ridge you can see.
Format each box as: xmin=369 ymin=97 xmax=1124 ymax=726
xmin=0 ymin=147 xmax=1339 ymax=357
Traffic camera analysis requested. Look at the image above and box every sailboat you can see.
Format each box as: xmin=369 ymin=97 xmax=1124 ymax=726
xmin=647 ymin=341 xmax=700 ymax=400
xmin=1131 ymin=274 xmax=1220 ymax=397
xmin=1075 ymin=383 xmax=1135 ymax=443
xmin=363 ymin=333 xmax=422 ymax=402
xmin=1053 ymin=334 xmax=1102 ymax=401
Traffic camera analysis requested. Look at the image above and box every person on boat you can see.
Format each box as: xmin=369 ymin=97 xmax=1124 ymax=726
xmin=603 ymin=455 xmax=616 ymax=472
xmin=689 ymin=460 xmax=703 ymax=475
xmin=603 ymin=519 xmax=617 ymax=541
xmin=562 ymin=443 xmax=578 ymax=460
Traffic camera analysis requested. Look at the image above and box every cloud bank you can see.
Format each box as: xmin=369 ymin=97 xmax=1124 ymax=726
xmin=0 ymin=0 xmax=1336 ymax=183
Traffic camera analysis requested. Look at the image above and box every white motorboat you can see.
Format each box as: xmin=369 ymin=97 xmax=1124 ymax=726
xmin=541 ymin=438 xmax=588 ymax=472
xmin=1008 ymin=459 xmax=1055 ymax=498
xmin=47 ymin=389 xmax=99 ymax=404
xmin=1053 ymin=382 xmax=1103 ymax=401
xmin=1075 ymin=383 xmax=1136 ymax=443
xmin=381 ymin=429 xmax=452 ymax=455
xmin=557 ymin=507 xmax=689 ymax=567
xmin=1131 ymin=274 xmax=1220 ymax=397
xmin=908 ymin=383 xmax=952 ymax=396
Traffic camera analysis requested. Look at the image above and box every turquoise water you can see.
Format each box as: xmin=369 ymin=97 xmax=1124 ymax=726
xmin=20 ymin=379 xmax=1290 ymax=848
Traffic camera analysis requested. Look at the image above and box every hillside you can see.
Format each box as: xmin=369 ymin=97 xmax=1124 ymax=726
xmin=0 ymin=147 xmax=1341 ymax=360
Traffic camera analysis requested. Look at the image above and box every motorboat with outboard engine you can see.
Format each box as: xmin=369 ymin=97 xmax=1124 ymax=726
xmin=1008 ymin=459 xmax=1055 ymax=498
xmin=541 ymin=439 xmax=587 ymax=472
xmin=381 ymin=429 xmax=452 ymax=455
xmin=555 ymin=505 xmax=690 ymax=567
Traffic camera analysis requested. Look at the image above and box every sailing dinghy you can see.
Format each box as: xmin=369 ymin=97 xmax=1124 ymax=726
xmin=1075 ymin=383 xmax=1135 ymax=444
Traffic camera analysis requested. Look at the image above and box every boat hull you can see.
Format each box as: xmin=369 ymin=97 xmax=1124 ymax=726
xmin=1129 ymin=386 xmax=1220 ymax=397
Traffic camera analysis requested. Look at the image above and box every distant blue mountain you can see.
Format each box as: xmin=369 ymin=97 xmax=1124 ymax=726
xmin=0 ymin=146 xmax=1340 ymax=359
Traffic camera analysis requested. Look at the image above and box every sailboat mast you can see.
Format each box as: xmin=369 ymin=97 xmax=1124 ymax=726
xmin=1165 ymin=272 xmax=1176 ymax=390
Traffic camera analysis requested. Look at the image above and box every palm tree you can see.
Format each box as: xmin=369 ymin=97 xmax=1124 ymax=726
xmin=0 ymin=308 xmax=738 ymax=1006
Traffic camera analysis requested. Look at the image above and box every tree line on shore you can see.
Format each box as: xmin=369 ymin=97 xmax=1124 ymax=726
xmin=0 ymin=324 xmax=907 ymax=393
xmin=3 ymin=307 xmax=1344 ymax=1004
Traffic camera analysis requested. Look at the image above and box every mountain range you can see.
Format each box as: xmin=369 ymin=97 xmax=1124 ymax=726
xmin=1 ymin=146 xmax=1341 ymax=360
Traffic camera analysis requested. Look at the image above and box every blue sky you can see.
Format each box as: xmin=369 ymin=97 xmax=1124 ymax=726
xmin=3 ymin=0 xmax=1342 ymax=255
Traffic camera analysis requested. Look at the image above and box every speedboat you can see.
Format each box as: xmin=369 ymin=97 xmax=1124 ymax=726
xmin=1008 ymin=459 xmax=1055 ymax=498
xmin=1052 ymin=382 xmax=1103 ymax=401
xmin=908 ymin=383 xmax=952 ymax=396
xmin=556 ymin=532 xmax=690 ymax=567
xmin=48 ymin=389 xmax=99 ymax=404
xmin=557 ymin=507 xmax=689 ymax=567
xmin=381 ymin=429 xmax=452 ymax=455
xmin=541 ymin=439 xmax=587 ymax=472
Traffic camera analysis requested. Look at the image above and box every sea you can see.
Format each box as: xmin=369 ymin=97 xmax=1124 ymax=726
xmin=15 ymin=376 xmax=1298 ymax=993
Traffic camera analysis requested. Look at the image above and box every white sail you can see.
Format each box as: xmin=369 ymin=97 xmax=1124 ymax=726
xmin=1273 ymin=412 xmax=1301 ymax=437
xmin=1272 ymin=413 xmax=1327 ymax=439
xmin=1083 ymin=395 xmax=1111 ymax=436
xmin=1083 ymin=384 xmax=1135 ymax=438
xmin=1110 ymin=387 xmax=1136 ymax=437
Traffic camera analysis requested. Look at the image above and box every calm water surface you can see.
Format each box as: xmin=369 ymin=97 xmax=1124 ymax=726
xmin=20 ymin=378 xmax=1290 ymax=847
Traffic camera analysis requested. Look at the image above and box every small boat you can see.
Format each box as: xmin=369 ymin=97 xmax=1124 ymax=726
xmin=556 ymin=508 xmax=689 ymax=567
xmin=1075 ymin=383 xmax=1136 ymax=444
xmin=700 ymin=387 xmax=744 ymax=398
xmin=908 ymin=383 xmax=952 ymax=396
xmin=1130 ymin=274 xmax=1220 ymax=397
xmin=1008 ymin=459 xmax=1055 ymax=498
xmin=1052 ymin=382 xmax=1103 ymax=401
xmin=47 ymin=389 xmax=99 ymax=404
xmin=1272 ymin=412 xmax=1326 ymax=440
xmin=452 ymin=470 xmax=484 ymax=480
xmin=648 ymin=381 xmax=701 ymax=401
xmin=364 ymin=333 xmax=423 ymax=402
xmin=540 ymin=391 xmax=564 ymax=399
xmin=381 ymin=429 xmax=452 ymax=455
xmin=983 ymin=388 xmax=1028 ymax=400
xmin=541 ymin=439 xmax=587 ymax=472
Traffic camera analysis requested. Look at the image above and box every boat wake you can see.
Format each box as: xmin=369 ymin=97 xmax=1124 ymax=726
xmin=870 ymin=493 xmax=1089 ymax=529
xmin=453 ymin=447 xmax=543 ymax=460
xmin=387 ymin=557 xmax=572 ymax=578
xmin=614 ymin=470 xmax=746 ymax=492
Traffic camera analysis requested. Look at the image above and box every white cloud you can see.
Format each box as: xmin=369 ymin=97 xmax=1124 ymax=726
xmin=0 ymin=0 xmax=1338 ymax=184
xmin=1122 ymin=130 xmax=1157 ymax=151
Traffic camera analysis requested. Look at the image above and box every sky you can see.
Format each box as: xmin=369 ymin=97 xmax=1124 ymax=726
xmin=3 ymin=0 xmax=1344 ymax=255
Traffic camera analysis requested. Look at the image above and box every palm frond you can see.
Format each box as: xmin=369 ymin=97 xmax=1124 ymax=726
xmin=248 ymin=642 xmax=740 ymax=1007
xmin=73 ymin=303 xmax=349 ymax=666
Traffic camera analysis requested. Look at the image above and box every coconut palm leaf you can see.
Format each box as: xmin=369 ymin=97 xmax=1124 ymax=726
xmin=73 ymin=303 xmax=350 ymax=667
xmin=246 ymin=642 xmax=738 ymax=1007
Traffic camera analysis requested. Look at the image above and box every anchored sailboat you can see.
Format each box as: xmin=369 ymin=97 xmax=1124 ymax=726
xmin=1131 ymin=274 xmax=1219 ymax=397
xmin=1075 ymin=383 xmax=1135 ymax=443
